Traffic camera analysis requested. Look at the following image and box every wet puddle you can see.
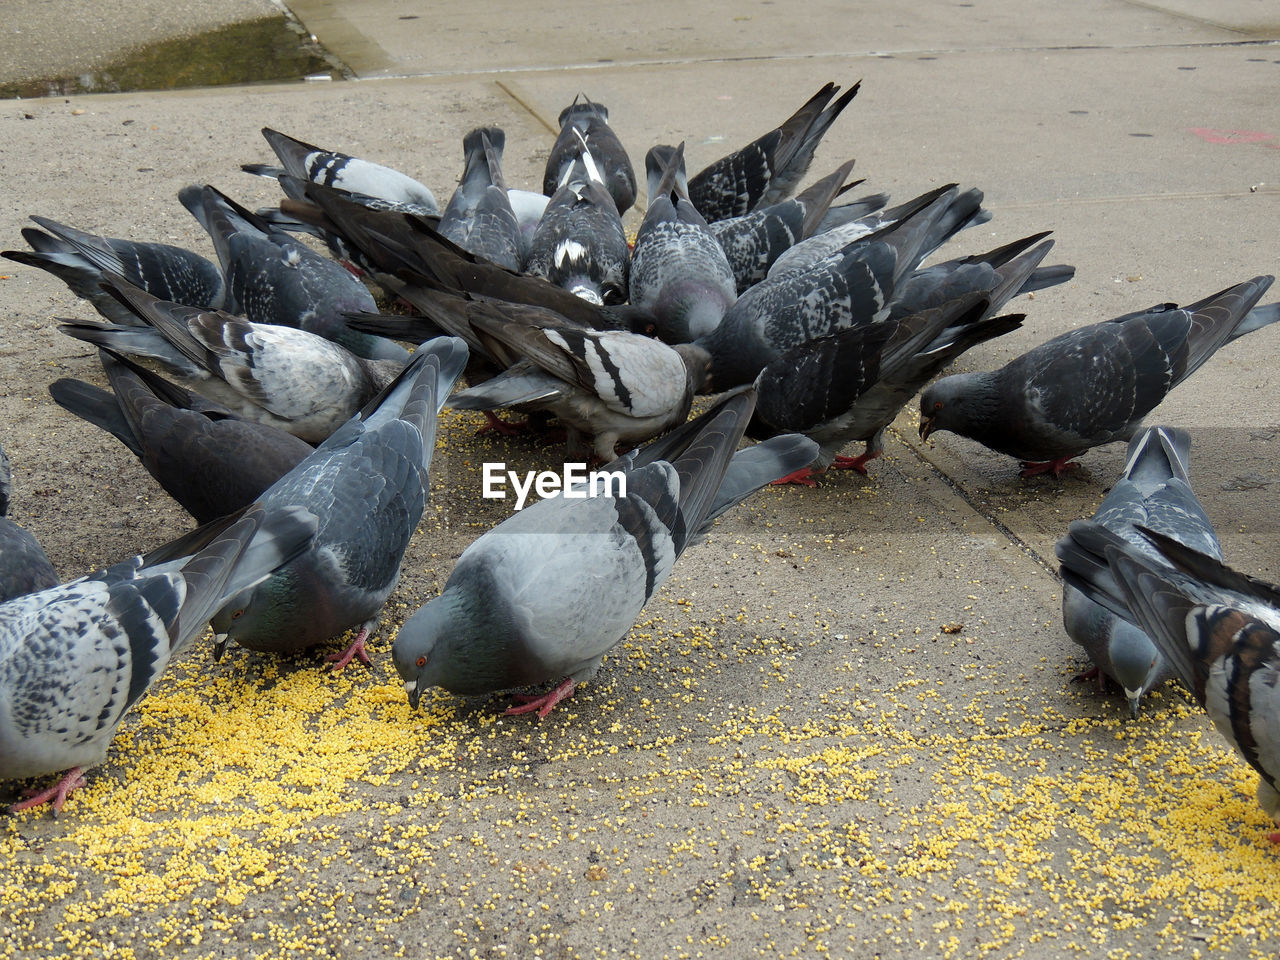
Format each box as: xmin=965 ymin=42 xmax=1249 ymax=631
xmin=1 ymin=15 xmax=346 ymax=100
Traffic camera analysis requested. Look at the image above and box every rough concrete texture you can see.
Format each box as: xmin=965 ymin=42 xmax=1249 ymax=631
xmin=0 ymin=2 xmax=1279 ymax=958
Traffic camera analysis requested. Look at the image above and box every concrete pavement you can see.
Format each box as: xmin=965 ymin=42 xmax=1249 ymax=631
xmin=0 ymin=2 xmax=1278 ymax=958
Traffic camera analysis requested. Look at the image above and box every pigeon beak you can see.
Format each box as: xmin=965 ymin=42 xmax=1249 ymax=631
xmin=213 ymin=634 xmax=229 ymax=662
xmin=404 ymin=679 xmax=421 ymax=711
xmin=919 ymin=416 xmax=936 ymax=442
xmin=1124 ymin=689 xmax=1143 ymax=720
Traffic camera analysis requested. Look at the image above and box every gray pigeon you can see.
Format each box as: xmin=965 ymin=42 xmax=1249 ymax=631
xmin=244 ymin=126 xmax=440 ymax=214
xmin=1055 ymin=426 xmax=1220 ymax=717
xmin=438 ymin=127 xmax=525 ymax=272
xmin=629 ymin=143 xmax=738 ymax=344
xmin=180 ymin=184 xmax=406 ymax=362
xmin=2 ymin=216 xmax=227 ymax=324
xmin=525 ymin=136 xmax=630 ymax=305
xmin=543 ymin=97 xmax=637 ymax=216
xmin=207 ymin=337 xmax=468 ymax=670
xmin=49 ymin=350 xmax=313 ymax=524
xmin=0 ymin=503 xmax=316 ymax=813
xmin=392 ymin=388 xmax=819 ymax=717
xmin=57 ymin=280 xmax=406 ymax=444
xmin=919 ymin=275 xmax=1277 ymax=477
xmin=1060 ymin=521 xmax=1280 ymax=841
xmin=689 ymin=81 xmax=861 ymax=222
xmin=0 ymin=443 xmax=58 ymax=603
xmin=447 ymin=317 xmax=708 ymax=461
xmin=750 ymin=293 xmax=1023 ymax=482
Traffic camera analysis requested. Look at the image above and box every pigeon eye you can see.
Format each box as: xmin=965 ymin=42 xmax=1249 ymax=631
xmin=932 ymin=401 xmax=944 ymax=412
xmin=416 ymin=656 xmax=427 ymax=668
xmin=231 ymin=609 xmax=244 ymax=620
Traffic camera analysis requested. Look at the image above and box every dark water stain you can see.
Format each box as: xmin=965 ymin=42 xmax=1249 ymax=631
xmin=1 ymin=16 xmax=346 ymax=100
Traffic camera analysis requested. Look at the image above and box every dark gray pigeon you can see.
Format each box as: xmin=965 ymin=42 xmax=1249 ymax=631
xmin=750 ymin=293 xmax=1023 ymax=482
xmin=447 ymin=317 xmax=708 ymax=461
xmin=207 ymin=336 xmax=468 ymax=670
xmin=0 ymin=443 xmax=58 ymax=603
xmin=542 ymin=96 xmax=637 ymax=216
xmin=525 ymin=136 xmax=630 ymax=305
xmin=629 ymin=143 xmax=737 ymax=343
xmin=438 ymin=127 xmax=524 ymax=272
xmin=180 ymin=184 xmax=406 ymax=362
xmin=919 ymin=275 xmax=1277 ymax=477
xmin=0 ymin=502 xmax=316 ymax=814
xmin=57 ymin=280 xmax=405 ymax=444
xmin=2 ymin=216 xmax=227 ymax=325
xmin=688 ymin=81 xmax=861 ymax=222
xmin=1059 ymin=521 xmax=1280 ymax=840
xmin=709 ymin=159 xmax=858 ymax=294
xmin=1054 ymin=426 xmax=1220 ymax=717
xmin=49 ymin=350 xmax=313 ymax=524
xmin=392 ymin=388 xmax=819 ymax=717
xmin=244 ymin=126 xmax=440 ymax=214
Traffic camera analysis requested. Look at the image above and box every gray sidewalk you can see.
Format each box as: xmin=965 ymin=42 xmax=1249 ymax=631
xmin=0 ymin=2 xmax=1278 ymax=958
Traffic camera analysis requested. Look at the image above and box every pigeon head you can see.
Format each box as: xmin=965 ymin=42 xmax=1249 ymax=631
xmin=673 ymin=342 xmax=714 ymax=394
xmin=208 ymin=573 xmax=298 ymax=659
xmin=393 ymin=592 xmax=467 ymax=710
xmin=917 ymin=372 xmax=1000 ymax=443
xmin=1108 ymin=625 xmax=1166 ymax=719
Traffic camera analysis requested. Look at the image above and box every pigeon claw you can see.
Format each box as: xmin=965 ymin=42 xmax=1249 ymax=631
xmin=9 ymin=767 xmax=86 ymax=816
xmin=770 ymin=467 xmax=820 ymax=487
xmin=477 ymin=411 xmax=529 ymax=438
xmin=830 ymin=451 xmax=879 ymax=475
xmin=504 ymin=677 xmax=577 ymax=719
xmin=327 ymin=628 xmax=372 ymax=673
xmin=1019 ymin=457 xmax=1080 ymax=479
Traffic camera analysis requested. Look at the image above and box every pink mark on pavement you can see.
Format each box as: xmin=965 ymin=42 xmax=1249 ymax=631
xmin=1188 ymin=127 xmax=1276 ymax=145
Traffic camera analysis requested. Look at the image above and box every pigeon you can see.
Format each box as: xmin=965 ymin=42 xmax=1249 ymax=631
xmin=244 ymin=126 xmax=440 ymax=214
xmin=1054 ymin=426 xmax=1221 ymax=717
xmin=919 ymin=275 xmax=1277 ymax=476
xmin=0 ymin=443 xmax=58 ymax=603
xmin=689 ymin=185 xmax=967 ymax=390
xmin=0 ymin=502 xmax=317 ymax=813
xmin=179 ymin=184 xmax=406 ymax=362
xmin=525 ymin=135 xmax=630 ymax=305
xmin=437 ymin=127 xmax=524 ymax=272
xmin=49 ymin=350 xmax=313 ymax=524
xmin=58 ymin=280 xmax=406 ymax=444
xmin=2 ymin=216 xmax=227 ymax=324
xmin=709 ymin=159 xmax=858 ymax=294
xmin=1061 ymin=521 xmax=1280 ymax=841
xmin=543 ymin=96 xmax=637 ymax=215
xmin=392 ymin=388 xmax=819 ymax=717
xmin=629 ymin=143 xmax=738 ymax=343
xmin=447 ymin=317 xmax=708 ymax=461
xmin=688 ymin=81 xmax=861 ymax=222
xmin=208 ymin=336 xmax=468 ymax=670
xmin=751 ymin=293 xmax=1025 ymax=482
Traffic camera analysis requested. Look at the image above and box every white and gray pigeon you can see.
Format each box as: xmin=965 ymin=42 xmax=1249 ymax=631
xmin=392 ymin=388 xmax=819 ymax=717
xmin=629 ymin=143 xmax=738 ymax=344
xmin=1060 ymin=520 xmax=1280 ymax=842
xmin=750 ymin=293 xmax=1025 ymax=483
xmin=0 ymin=443 xmax=58 ymax=603
xmin=207 ymin=336 xmax=468 ymax=670
xmin=49 ymin=349 xmax=313 ymax=525
xmin=244 ymin=126 xmax=440 ymax=214
xmin=709 ymin=159 xmax=858 ymax=294
xmin=542 ymin=96 xmax=637 ymax=216
xmin=688 ymin=81 xmax=860 ymax=222
xmin=0 ymin=502 xmax=317 ymax=814
xmin=919 ymin=275 xmax=1278 ymax=477
xmin=179 ymin=184 xmax=406 ymax=362
xmin=447 ymin=316 xmax=708 ymax=461
xmin=438 ymin=127 xmax=525 ymax=272
xmin=2 ymin=215 xmax=227 ymax=325
xmin=1054 ymin=426 xmax=1221 ymax=717
xmin=58 ymin=280 xmax=406 ymax=444
xmin=524 ymin=134 xmax=630 ymax=305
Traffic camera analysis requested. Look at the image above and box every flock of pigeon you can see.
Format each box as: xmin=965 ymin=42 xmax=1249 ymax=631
xmin=0 ymin=80 xmax=1278 ymax=843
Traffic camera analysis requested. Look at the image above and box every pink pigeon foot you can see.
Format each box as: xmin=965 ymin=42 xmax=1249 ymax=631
xmin=327 ymin=628 xmax=372 ymax=672
xmin=830 ymin=451 xmax=880 ymax=475
xmin=504 ymin=678 xmax=577 ymax=718
xmin=10 ymin=767 xmax=86 ymax=815
xmin=1019 ymin=457 xmax=1080 ymax=479
xmin=770 ymin=467 xmax=820 ymax=487
xmin=477 ymin=411 xmax=529 ymax=437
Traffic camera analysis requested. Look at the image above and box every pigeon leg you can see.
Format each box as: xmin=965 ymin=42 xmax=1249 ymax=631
xmin=771 ymin=466 xmax=820 ymax=487
xmin=327 ymin=628 xmax=373 ymax=672
xmin=830 ymin=451 xmax=880 ymax=475
xmin=10 ymin=767 xmax=86 ymax=815
xmin=1019 ymin=457 xmax=1080 ymax=479
xmin=504 ymin=678 xmax=577 ymax=718
xmin=1269 ymin=831 xmax=1280 ymax=845
xmin=477 ymin=411 xmax=529 ymax=437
